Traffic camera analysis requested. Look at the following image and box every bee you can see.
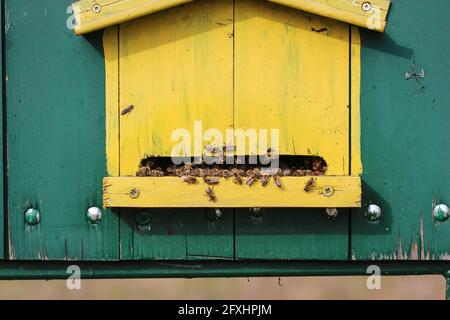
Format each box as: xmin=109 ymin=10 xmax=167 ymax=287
xmin=261 ymin=175 xmax=270 ymax=187
xmin=204 ymin=187 xmax=216 ymax=202
xmin=166 ymin=166 xmax=176 ymax=176
xmin=175 ymin=168 xmax=183 ymax=177
xmin=304 ymin=177 xmax=315 ymax=191
xmin=150 ymin=169 xmax=164 ymax=177
xmin=232 ymin=172 xmax=243 ymax=185
xmin=197 ymin=168 xmax=207 ymax=177
xmin=246 ymin=174 xmax=256 ymax=187
xmin=121 ymin=105 xmax=134 ymax=116
xmin=305 ymin=170 xmax=312 ymax=176
xmin=222 ymin=169 xmax=231 ymax=178
xmin=253 ymin=168 xmax=262 ymax=178
xmin=273 ymin=175 xmax=282 ymax=188
xmin=282 ymin=169 xmax=292 ymax=177
xmin=136 ymin=166 xmax=150 ymax=177
xmin=183 ymin=163 xmax=193 ymax=175
xmin=181 ymin=175 xmax=197 ymax=184
xmin=203 ymin=176 xmax=220 ymax=185
xmin=293 ymin=169 xmax=305 ymax=176
xmin=246 ymin=169 xmax=254 ymax=177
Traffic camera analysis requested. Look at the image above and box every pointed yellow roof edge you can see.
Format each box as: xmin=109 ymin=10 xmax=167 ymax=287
xmin=72 ymin=0 xmax=391 ymax=35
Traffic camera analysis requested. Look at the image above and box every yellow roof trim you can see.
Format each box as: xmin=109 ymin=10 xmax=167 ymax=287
xmin=72 ymin=0 xmax=391 ymax=35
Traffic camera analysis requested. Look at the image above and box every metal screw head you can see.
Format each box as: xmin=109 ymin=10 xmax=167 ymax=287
xmin=322 ymin=186 xmax=334 ymax=197
xmin=129 ymin=188 xmax=140 ymax=199
xmin=365 ymin=204 xmax=382 ymax=222
xmin=135 ymin=211 xmax=152 ymax=226
xmin=24 ymin=208 xmax=40 ymax=226
xmin=433 ymin=204 xmax=449 ymax=222
xmin=86 ymin=207 xmax=102 ymax=224
xmin=325 ymin=208 xmax=339 ymax=219
xmin=92 ymin=4 xmax=101 ymax=13
xmin=362 ymin=2 xmax=372 ymax=12
xmin=206 ymin=208 xmax=222 ymax=222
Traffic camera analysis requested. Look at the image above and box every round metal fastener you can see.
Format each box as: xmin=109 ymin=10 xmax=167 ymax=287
xmin=24 ymin=208 xmax=40 ymax=226
xmin=249 ymin=207 xmax=265 ymax=218
xmin=135 ymin=211 xmax=152 ymax=226
xmin=433 ymin=204 xmax=449 ymax=222
xmin=325 ymin=208 xmax=339 ymax=218
xmin=86 ymin=207 xmax=102 ymax=224
xmin=322 ymin=186 xmax=334 ymax=197
xmin=362 ymin=2 xmax=372 ymax=12
xmin=365 ymin=204 xmax=382 ymax=222
xmin=92 ymin=4 xmax=101 ymax=13
xmin=206 ymin=208 xmax=222 ymax=222
xmin=129 ymin=188 xmax=140 ymax=199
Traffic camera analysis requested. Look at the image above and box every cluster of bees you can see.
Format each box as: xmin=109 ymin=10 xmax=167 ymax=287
xmin=136 ymin=152 xmax=327 ymax=202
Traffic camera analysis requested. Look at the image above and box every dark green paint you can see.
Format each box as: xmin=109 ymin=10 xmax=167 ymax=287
xmin=6 ymin=0 xmax=119 ymax=260
xmin=352 ymin=0 xmax=450 ymax=260
xmin=0 ymin=0 xmax=4 ymax=259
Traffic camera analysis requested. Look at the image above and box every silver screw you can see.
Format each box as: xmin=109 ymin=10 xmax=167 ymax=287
xmin=86 ymin=207 xmax=102 ymax=224
xmin=24 ymin=208 xmax=41 ymax=226
xmin=362 ymin=2 xmax=372 ymax=12
xmin=206 ymin=208 xmax=222 ymax=222
xmin=433 ymin=204 xmax=449 ymax=222
xmin=366 ymin=204 xmax=382 ymax=222
xmin=92 ymin=4 xmax=101 ymax=13
xmin=322 ymin=186 xmax=335 ymax=197
xmin=249 ymin=207 xmax=265 ymax=217
xmin=325 ymin=208 xmax=339 ymax=219
xmin=129 ymin=188 xmax=140 ymax=199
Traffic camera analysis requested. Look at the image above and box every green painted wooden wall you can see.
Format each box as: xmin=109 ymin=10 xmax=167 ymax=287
xmin=2 ymin=0 xmax=450 ymax=263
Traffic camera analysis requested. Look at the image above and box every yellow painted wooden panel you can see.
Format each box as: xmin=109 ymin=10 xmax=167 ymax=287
xmin=72 ymin=0 xmax=390 ymax=35
xmin=103 ymin=176 xmax=362 ymax=208
xmin=351 ymin=26 xmax=363 ymax=175
xmin=234 ymin=0 xmax=350 ymax=175
xmin=104 ymin=26 xmax=120 ymax=176
xmin=119 ymin=0 xmax=234 ymax=176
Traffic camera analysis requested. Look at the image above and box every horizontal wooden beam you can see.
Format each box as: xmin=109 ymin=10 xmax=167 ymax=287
xmin=72 ymin=0 xmax=391 ymax=35
xmin=103 ymin=176 xmax=362 ymax=208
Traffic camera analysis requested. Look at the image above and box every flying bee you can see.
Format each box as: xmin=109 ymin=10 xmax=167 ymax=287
xmin=304 ymin=177 xmax=315 ymax=191
xmin=181 ymin=175 xmax=197 ymax=184
xmin=261 ymin=175 xmax=270 ymax=187
xmin=273 ymin=175 xmax=282 ymax=188
xmin=246 ymin=174 xmax=256 ymax=187
xmin=204 ymin=187 xmax=216 ymax=202
xmin=203 ymin=176 xmax=220 ymax=185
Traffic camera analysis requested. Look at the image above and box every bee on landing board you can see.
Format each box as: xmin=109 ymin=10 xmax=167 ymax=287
xmin=204 ymin=187 xmax=216 ymax=202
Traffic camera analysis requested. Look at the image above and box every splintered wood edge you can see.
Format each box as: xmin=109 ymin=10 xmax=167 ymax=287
xmin=102 ymin=176 xmax=362 ymax=208
xmin=72 ymin=0 xmax=391 ymax=35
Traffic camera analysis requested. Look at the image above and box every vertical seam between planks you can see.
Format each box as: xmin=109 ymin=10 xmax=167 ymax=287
xmin=117 ymin=26 xmax=122 ymax=260
xmin=347 ymin=25 xmax=352 ymax=260
xmin=232 ymin=0 xmax=237 ymax=261
xmin=2 ymin=0 xmax=9 ymax=259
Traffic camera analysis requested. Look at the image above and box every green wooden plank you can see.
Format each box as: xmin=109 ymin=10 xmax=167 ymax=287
xmin=352 ymin=0 xmax=450 ymax=260
xmin=6 ymin=0 xmax=119 ymax=260
xmin=235 ymin=209 xmax=349 ymax=260
xmin=0 ymin=0 xmax=4 ymax=259
xmin=119 ymin=209 xmax=234 ymax=260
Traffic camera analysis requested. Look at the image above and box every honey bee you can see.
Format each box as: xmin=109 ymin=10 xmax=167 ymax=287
xmin=121 ymin=105 xmax=134 ymax=116
xmin=253 ymin=168 xmax=262 ymax=178
xmin=246 ymin=174 xmax=256 ymax=187
xmin=150 ymin=169 xmax=164 ymax=177
xmin=261 ymin=175 xmax=270 ymax=187
xmin=222 ymin=169 xmax=231 ymax=178
xmin=183 ymin=163 xmax=193 ymax=175
xmin=203 ymin=176 xmax=220 ymax=185
xmin=232 ymin=172 xmax=243 ymax=185
xmin=136 ymin=166 xmax=150 ymax=177
xmin=181 ymin=175 xmax=197 ymax=184
xmin=204 ymin=187 xmax=216 ymax=202
xmin=293 ymin=169 xmax=306 ymax=177
xmin=282 ymin=169 xmax=292 ymax=177
xmin=304 ymin=177 xmax=315 ymax=191
xmin=273 ymin=175 xmax=282 ymax=188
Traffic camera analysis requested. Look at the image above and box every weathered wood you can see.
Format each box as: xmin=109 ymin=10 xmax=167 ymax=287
xmin=72 ymin=0 xmax=391 ymax=35
xmin=351 ymin=0 xmax=450 ymax=260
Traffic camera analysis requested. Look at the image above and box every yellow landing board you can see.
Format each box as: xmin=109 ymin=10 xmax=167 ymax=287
xmin=103 ymin=176 xmax=362 ymax=208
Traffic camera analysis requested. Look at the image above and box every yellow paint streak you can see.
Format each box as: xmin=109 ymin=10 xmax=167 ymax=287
xmin=104 ymin=26 xmax=120 ymax=176
xmin=103 ymin=176 xmax=362 ymax=208
xmin=351 ymin=26 xmax=362 ymax=175
xmin=118 ymin=0 xmax=234 ymax=175
xmin=234 ymin=0 xmax=349 ymax=175
xmin=73 ymin=0 xmax=390 ymax=35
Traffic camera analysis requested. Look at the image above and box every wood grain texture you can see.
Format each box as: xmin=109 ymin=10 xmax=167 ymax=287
xmin=103 ymin=176 xmax=362 ymax=208
xmin=234 ymin=0 xmax=350 ymax=175
xmin=72 ymin=0 xmax=390 ymax=35
xmin=118 ymin=0 xmax=234 ymax=175
xmin=6 ymin=0 xmax=119 ymax=260
xmin=351 ymin=0 xmax=450 ymax=260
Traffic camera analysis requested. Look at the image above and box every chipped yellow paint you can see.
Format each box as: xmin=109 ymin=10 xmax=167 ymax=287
xmin=104 ymin=26 xmax=119 ymax=176
xmin=351 ymin=26 xmax=363 ymax=175
xmin=103 ymin=176 xmax=362 ymax=208
xmin=234 ymin=0 xmax=350 ymax=175
xmin=72 ymin=0 xmax=390 ymax=35
xmin=118 ymin=0 xmax=234 ymax=176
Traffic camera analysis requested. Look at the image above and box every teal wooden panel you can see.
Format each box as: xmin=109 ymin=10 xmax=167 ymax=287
xmin=0 ymin=0 xmax=4 ymax=259
xmin=120 ymin=209 xmax=234 ymax=260
xmin=235 ymin=209 xmax=349 ymax=260
xmin=6 ymin=0 xmax=119 ymax=260
xmin=352 ymin=0 xmax=450 ymax=260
